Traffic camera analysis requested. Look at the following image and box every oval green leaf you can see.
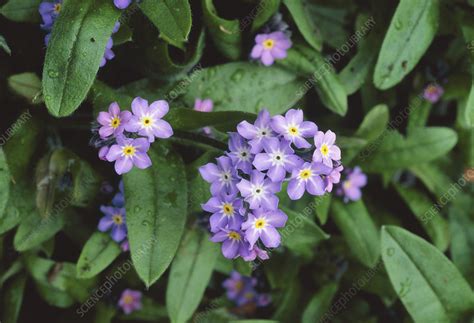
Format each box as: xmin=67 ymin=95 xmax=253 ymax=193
xmin=283 ymin=0 xmax=322 ymax=51
xmin=331 ymin=199 xmax=380 ymax=267
xmin=166 ymin=228 xmax=219 ymax=323
xmin=0 ymin=0 xmax=41 ymax=23
xmin=42 ymin=0 xmax=120 ymax=117
xmin=76 ymin=232 xmax=121 ymax=279
xmin=381 ymin=226 xmax=474 ymax=322
xmin=373 ymin=0 xmax=439 ymax=89
xmin=123 ymin=144 xmax=187 ymax=287
xmin=139 ymin=0 xmax=192 ymax=49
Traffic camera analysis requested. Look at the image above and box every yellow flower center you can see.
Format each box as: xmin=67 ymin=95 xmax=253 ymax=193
xmin=343 ymin=180 xmax=352 ymax=189
xmin=288 ymin=126 xmax=299 ymax=135
xmin=54 ymin=3 xmax=61 ymax=13
xmin=112 ymin=214 xmax=123 ymax=225
xmin=122 ymin=145 xmax=136 ymax=157
xmin=235 ymin=281 xmax=244 ymax=291
xmin=263 ymin=39 xmax=275 ymax=49
xmin=244 ymin=291 xmax=254 ymax=299
xmin=111 ymin=117 xmax=121 ymax=129
xmin=228 ymin=231 xmax=241 ymax=241
xmin=141 ymin=116 xmax=153 ymax=128
xmin=426 ymin=84 xmax=438 ymax=94
xmin=122 ymin=294 xmax=134 ymax=305
xmin=299 ymin=169 xmax=312 ymax=180
xmin=320 ymin=144 xmax=329 ymax=156
xmin=222 ymin=203 xmax=234 ymax=216
xmin=254 ymin=218 xmax=266 ymax=229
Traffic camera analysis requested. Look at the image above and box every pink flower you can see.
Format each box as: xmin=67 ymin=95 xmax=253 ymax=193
xmin=423 ymin=83 xmax=444 ymax=103
xmin=194 ymin=98 xmax=213 ymax=112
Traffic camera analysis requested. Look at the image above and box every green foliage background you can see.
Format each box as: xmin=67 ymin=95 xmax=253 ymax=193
xmin=0 ymin=0 xmax=473 ymax=322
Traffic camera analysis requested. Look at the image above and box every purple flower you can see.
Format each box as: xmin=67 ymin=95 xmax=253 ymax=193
xmin=97 ymin=102 xmax=132 ymax=139
xmin=339 ymin=167 xmax=367 ymax=202
xmin=105 ymin=136 xmax=152 ymax=175
xmin=227 ymin=133 xmax=253 ymax=174
xmin=271 ymin=109 xmax=317 ymax=149
xmin=211 ymin=228 xmax=250 ymax=259
xmin=39 ymin=0 xmax=62 ymax=31
xmin=124 ymin=97 xmax=173 ymax=143
xmin=237 ymin=109 xmax=275 ymax=154
xmin=256 ymin=294 xmax=272 ymax=307
xmin=423 ymin=83 xmax=444 ymax=103
xmin=222 ymin=271 xmax=256 ymax=301
xmin=250 ymin=31 xmax=292 ymax=66
xmin=112 ymin=180 xmax=125 ymax=207
xmin=236 ymin=170 xmax=280 ymax=210
xmin=118 ymin=289 xmax=142 ymax=314
xmin=325 ymin=165 xmax=343 ymax=193
xmin=253 ymin=137 xmax=303 ymax=182
xmin=202 ymin=193 xmax=243 ymax=233
xmin=98 ymin=146 xmax=109 ymax=161
xmin=243 ymin=245 xmax=270 ymax=262
xmin=199 ymin=156 xmax=239 ymax=195
xmin=121 ymin=240 xmax=129 ymax=252
xmin=194 ymin=98 xmax=213 ymax=112
xmin=100 ymin=38 xmax=115 ymax=68
xmin=98 ymin=206 xmax=127 ymax=242
xmin=242 ymin=208 xmax=287 ymax=249
xmin=288 ymin=162 xmax=332 ymax=200
xmin=114 ymin=0 xmax=132 ymax=9
xmin=313 ymin=130 xmax=341 ymax=167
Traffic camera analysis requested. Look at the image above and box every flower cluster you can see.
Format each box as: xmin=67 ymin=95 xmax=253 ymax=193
xmin=336 ymin=167 xmax=367 ymax=203
xmin=39 ymin=0 xmax=120 ymax=67
xmin=223 ymin=271 xmax=271 ymax=308
xmin=98 ymin=180 xmax=129 ymax=251
xmin=199 ymin=109 xmax=342 ymax=261
xmin=118 ymin=289 xmax=142 ymax=314
xmin=93 ymin=98 xmax=173 ymax=175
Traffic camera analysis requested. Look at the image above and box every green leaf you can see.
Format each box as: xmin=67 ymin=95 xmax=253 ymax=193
xmin=381 ymin=226 xmax=474 ymax=322
xmin=359 ymin=127 xmax=457 ymax=173
xmin=7 ymin=72 xmax=42 ymax=104
xmin=42 ymin=0 xmax=120 ymax=117
xmin=76 ymin=232 xmax=121 ymax=279
xmin=407 ymin=98 xmax=432 ymax=134
xmin=272 ymin=278 xmax=301 ymax=321
xmin=331 ymin=200 xmax=380 ymax=267
xmin=13 ymin=207 xmax=67 ymax=252
xmin=166 ymin=228 xmax=219 ymax=323
xmin=283 ymin=0 xmax=322 ymax=51
xmin=93 ymin=304 xmax=116 ymax=323
xmin=354 ymin=104 xmax=389 ymax=142
xmin=0 ymin=149 xmax=10 ymax=219
xmin=202 ymin=0 xmax=241 ymax=59
xmin=250 ymin=0 xmax=281 ymax=32
xmin=230 ymin=321 xmax=279 ymax=323
xmin=124 ymin=144 xmax=187 ymax=287
xmin=0 ymin=0 xmax=41 ymax=22
xmin=314 ymin=193 xmax=331 ymax=224
xmin=278 ymin=45 xmax=348 ymax=116
xmin=24 ymin=255 xmax=96 ymax=307
xmin=3 ymin=113 xmax=42 ymax=182
xmin=409 ymin=163 xmax=453 ymax=198
xmin=0 ymin=183 xmax=30 ymax=236
xmin=339 ymin=22 xmax=381 ymax=95
xmin=448 ymin=194 xmax=474 ymax=286
xmin=280 ymin=206 xmax=329 ymax=258
xmin=302 ymin=283 xmax=338 ymax=323
xmin=373 ymin=0 xmax=439 ymax=89
xmin=393 ymin=184 xmax=450 ymax=251
xmin=0 ymin=34 xmax=11 ymax=55
xmin=461 ymin=18 xmax=474 ymax=127
xmin=139 ymin=29 xmax=205 ymax=79
xmin=337 ymin=136 xmax=367 ymax=164
xmin=1 ymin=273 xmax=26 ymax=323
xmin=182 ymin=62 xmax=305 ymax=115
xmin=139 ymin=0 xmax=192 ymax=49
